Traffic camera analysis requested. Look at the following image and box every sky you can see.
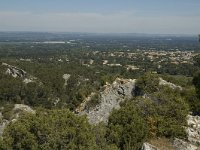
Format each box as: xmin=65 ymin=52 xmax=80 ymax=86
xmin=0 ymin=0 xmax=200 ymax=34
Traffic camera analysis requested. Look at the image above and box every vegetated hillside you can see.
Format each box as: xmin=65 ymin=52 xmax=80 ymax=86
xmin=0 ymin=39 xmax=200 ymax=149
xmin=1 ymin=71 xmax=200 ymax=150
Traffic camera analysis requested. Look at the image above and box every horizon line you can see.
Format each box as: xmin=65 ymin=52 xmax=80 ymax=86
xmin=0 ymin=31 xmax=198 ymax=36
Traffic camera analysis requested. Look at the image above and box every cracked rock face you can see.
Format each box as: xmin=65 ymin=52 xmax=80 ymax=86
xmin=79 ymin=78 xmax=136 ymax=124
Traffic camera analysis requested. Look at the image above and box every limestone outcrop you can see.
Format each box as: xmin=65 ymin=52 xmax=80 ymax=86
xmin=173 ymin=138 xmax=199 ymax=150
xmin=159 ymin=77 xmax=182 ymax=90
xmin=63 ymin=74 xmax=71 ymax=86
xmin=186 ymin=115 xmax=200 ymax=146
xmin=2 ymin=62 xmax=37 ymax=84
xmin=173 ymin=115 xmax=200 ymax=150
xmin=141 ymin=142 xmax=159 ymax=150
xmin=78 ymin=78 xmax=136 ymax=124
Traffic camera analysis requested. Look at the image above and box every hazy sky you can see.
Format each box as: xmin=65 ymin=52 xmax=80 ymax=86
xmin=0 ymin=0 xmax=200 ymax=34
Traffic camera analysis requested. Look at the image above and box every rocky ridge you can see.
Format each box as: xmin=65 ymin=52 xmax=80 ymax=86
xmin=78 ymin=78 xmax=136 ymax=124
xmin=78 ymin=77 xmax=200 ymax=149
xmin=78 ymin=77 xmax=181 ymax=125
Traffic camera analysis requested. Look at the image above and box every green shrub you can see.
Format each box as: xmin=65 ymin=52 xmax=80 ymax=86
xmin=1 ymin=104 xmax=14 ymax=120
xmin=106 ymin=102 xmax=148 ymax=150
xmin=86 ymin=93 xmax=100 ymax=109
xmin=136 ymin=72 xmax=159 ymax=95
xmin=1 ymin=109 xmax=97 ymax=150
xmin=134 ymin=87 xmax=189 ymax=139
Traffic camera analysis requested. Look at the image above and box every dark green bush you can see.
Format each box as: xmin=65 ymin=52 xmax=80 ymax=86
xmin=1 ymin=109 xmax=97 ymax=150
xmin=106 ymin=102 xmax=148 ymax=150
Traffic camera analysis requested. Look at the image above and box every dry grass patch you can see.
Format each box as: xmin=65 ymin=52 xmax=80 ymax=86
xmin=149 ymin=137 xmax=174 ymax=150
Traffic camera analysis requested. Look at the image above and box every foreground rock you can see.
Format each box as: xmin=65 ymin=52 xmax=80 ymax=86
xmin=78 ymin=78 xmax=136 ymax=124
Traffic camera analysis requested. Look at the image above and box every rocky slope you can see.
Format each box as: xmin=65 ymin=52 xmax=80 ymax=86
xmin=78 ymin=78 xmax=136 ymax=124
xmin=78 ymin=77 xmax=200 ymax=149
xmin=78 ymin=77 xmax=181 ymax=125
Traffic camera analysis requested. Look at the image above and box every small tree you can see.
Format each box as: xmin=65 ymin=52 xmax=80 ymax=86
xmin=106 ymin=102 xmax=148 ymax=150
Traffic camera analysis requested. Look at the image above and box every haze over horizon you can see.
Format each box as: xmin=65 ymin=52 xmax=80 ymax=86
xmin=0 ymin=0 xmax=200 ymax=34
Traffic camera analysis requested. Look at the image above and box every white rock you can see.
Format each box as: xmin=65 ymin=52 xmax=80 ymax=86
xmin=0 ymin=120 xmax=9 ymax=137
xmin=79 ymin=78 xmax=136 ymax=124
xmin=159 ymin=78 xmax=182 ymax=90
xmin=63 ymin=74 xmax=71 ymax=86
xmin=141 ymin=142 xmax=159 ymax=150
xmin=186 ymin=115 xmax=200 ymax=146
xmin=173 ymin=138 xmax=199 ymax=150
xmin=23 ymin=78 xmax=34 ymax=84
xmin=13 ymin=104 xmax=35 ymax=114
